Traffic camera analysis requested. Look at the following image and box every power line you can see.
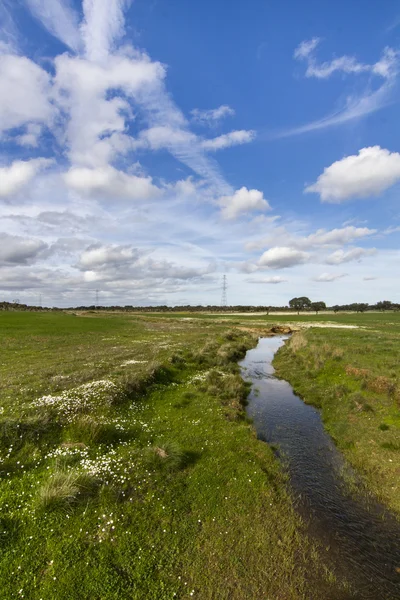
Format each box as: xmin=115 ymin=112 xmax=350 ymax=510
xmin=221 ymin=274 xmax=227 ymax=307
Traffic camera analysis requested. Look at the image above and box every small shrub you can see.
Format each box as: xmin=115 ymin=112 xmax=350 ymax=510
xmin=379 ymin=423 xmax=390 ymax=431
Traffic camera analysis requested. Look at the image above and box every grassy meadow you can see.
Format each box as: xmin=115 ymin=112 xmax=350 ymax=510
xmin=0 ymin=311 xmax=349 ymax=600
xmin=1 ymin=309 xmax=399 ymax=599
xmin=273 ymin=314 xmax=400 ymax=515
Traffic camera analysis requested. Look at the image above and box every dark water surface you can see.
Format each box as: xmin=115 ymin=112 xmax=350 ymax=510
xmin=240 ymin=336 xmax=400 ymax=600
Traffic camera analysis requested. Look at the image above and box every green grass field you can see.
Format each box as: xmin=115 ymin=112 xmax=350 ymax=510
xmin=273 ymin=314 xmax=400 ymax=515
xmin=1 ymin=309 xmax=398 ymax=599
xmin=0 ymin=311 xmax=350 ymax=600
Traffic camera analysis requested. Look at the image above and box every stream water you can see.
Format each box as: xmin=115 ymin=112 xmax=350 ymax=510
xmin=240 ymin=336 xmax=400 ymax=600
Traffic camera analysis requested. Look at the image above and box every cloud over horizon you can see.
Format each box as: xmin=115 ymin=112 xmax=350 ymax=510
xmin=0 ymin=1 xmax=398 ymax=307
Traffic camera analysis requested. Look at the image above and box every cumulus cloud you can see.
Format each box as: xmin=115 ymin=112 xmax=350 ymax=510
xmin=76 ymin=242 xmax=215 ymax=287
xmin=64 ymin=166 xmax=161 ymax=200
xmin=246 ymin=276 xmax=288 ymax=284
xmin=0 ymin=232 xmax=48 ymax=264
xmin=54 ymin=52 xmax=165 ymax=168
xmin=325 ymin=247 xmax=376 ymax=264
xmin=258 ymin=247 xmax=310 ymax=269
xmin=0 ymin=54 xmax=54 ymax=135
xmin=0 ymin=158 xmax=53 ymax=198
xmin=202 ymin=130 xmax=255 ymax=151
xmin=219 ymin=187 xmax=270 ymax=219
xmin=191 ymin=105 xmax=235 ymax=125
xmin=78 ymin=243 xmax=142 ymax=270
xmin=305 ymin=146 xmax=400 ymax=202
xmin=313 ymin=272 xmax=347 ymax=282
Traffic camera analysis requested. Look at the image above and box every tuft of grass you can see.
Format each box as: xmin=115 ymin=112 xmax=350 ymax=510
xmin=143 ymin=440 xmax=186 ymax=472
xmin=289 ymin=331 xmax=308 ymax=352
xmin=37 ymin=469 xmax=98 ymax=510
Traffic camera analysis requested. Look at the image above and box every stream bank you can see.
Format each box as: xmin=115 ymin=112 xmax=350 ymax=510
xmin=240 ymin=336 xmax=400 ymax=600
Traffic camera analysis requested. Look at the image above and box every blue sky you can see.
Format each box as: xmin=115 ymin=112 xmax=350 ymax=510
xmin=1 ymin=0 xmax=400 ymax=307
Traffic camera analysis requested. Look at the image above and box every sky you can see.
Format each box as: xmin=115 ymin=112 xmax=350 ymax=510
xmin=1 ymin=0 xmax=400 ymax=308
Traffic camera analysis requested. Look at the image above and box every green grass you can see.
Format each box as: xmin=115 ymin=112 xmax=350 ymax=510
xmin=0 ymin=311 xmax=352 ymax=600
xmin=273 ymin=323 xmax=400 ymax=515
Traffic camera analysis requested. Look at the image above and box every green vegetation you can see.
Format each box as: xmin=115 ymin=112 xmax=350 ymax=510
xmin=273 ymin=321 xmax=400 ymax=515
xmin=0 ymin=311 xmax=349 ymax=600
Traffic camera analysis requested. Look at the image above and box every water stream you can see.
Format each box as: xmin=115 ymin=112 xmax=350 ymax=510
xmin=240 ymin=336 xmax=400 ymax=600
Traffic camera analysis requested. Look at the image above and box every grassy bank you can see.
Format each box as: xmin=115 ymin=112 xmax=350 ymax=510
xmin=273 ymin=322 xmax=400 ymax=515
xmin=0 ymin=311 xmax=349 ymax=600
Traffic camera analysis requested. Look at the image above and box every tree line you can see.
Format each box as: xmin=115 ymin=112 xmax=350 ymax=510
xmin=1 ymin=299 xmax=399 ymax=313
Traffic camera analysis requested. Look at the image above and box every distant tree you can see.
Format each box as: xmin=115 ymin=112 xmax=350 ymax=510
xmin=376 ymin=300 xmax=392 ymax=311
xmin=310 ymin=301 xmax=326 ymax=315
xmin=350 ymin=303 xmax=369 ymax=313
xmin=289 ymin=297 xmax=312 ymax=314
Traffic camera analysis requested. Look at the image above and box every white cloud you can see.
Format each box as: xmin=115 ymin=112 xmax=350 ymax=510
xmin=272 ymin=45 xmax=399 ymax=139
xmin=81 ymin=0 xmax=132 ymax=63
xmin=384 ymin=225 xmax=400 ymax=234
xmin=0 ymin=232 xmax=47 ymax=264
xmin=201 ymin=130 xmax=255 ymax=151
xmin=306 ymin=55 xmax=369 ymax=79
xmin=305 ymin=146 xmax=400 ymax=202
xmin=306 ymin=226 xmax=376 ymax=246
xmin=191 ymin=105 xmax=235 ymax=125
xmin=64 ymin=166 xmax=161 ymax=200
xmin=0 ymin=158 xmax=53 ymax=198
xmin=246 ymin=276 xmax=288 ymax=284
xmin=246 ymin=225 xmax=376 ymax=253
xmin=258 ymin=247 xmax=310 ymax=269
xmin=140 ymin=126 xmax=196 ymax=150
xmin=313 ymin=272 xmax=348 ymax=282
xmin=219 ymin=187 xmax=270 ymax=219
xmin=295 ymin=39 xmax=398 ymax=80
xmin=273 ymin=82 xmax=395 ymax=138
xmin=293 ymin=37 xmax=320 ymax=60
xmin=0 ymin=1 xmax=20 ymax=54
xmin=0 ymin=54 xmax=54 ymax=135
xmin=76 ymin=243 xmax=216 ymax=287
xmin=24 ymin=0 xmax=81 ymax=52
xmin=325 ymin=247 xmax=376 ymax=264
xmin=54 ymin=52 xmax=165 ymax=168
xmin=15 ymin=123 xmax=43 ymax=148
xmin=78 ymin=243 xmax=142 ymax=270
